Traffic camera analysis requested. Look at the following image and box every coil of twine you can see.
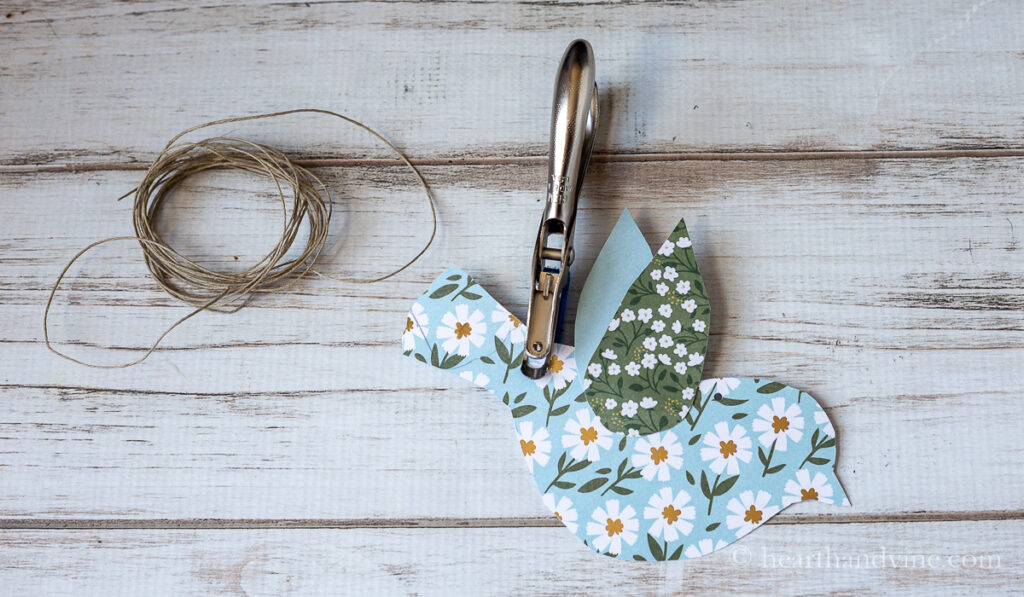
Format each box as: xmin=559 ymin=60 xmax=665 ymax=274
xmin=44 ymin=109 xmax=436 ymax=368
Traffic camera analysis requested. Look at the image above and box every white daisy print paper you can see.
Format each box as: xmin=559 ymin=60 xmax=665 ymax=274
xmin=586 ymin=499 xmax=639 ymax=556
xmin=436 ymin=303 xmax=486 ymax=356
xmin=401 ymin=213 xmax=848 ymax=561
xmin=644 ymin=487 xmax=696 ymax=543
xmin=632 ymin=431 xmax=683 ymax=481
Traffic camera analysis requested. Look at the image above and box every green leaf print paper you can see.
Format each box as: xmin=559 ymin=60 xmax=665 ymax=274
xmin=400 ymin=212 xmax=849 ymax=561
xmin=581 ymin=217 xmax=709 ymax=435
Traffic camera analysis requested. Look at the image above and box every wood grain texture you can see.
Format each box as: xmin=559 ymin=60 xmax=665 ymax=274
xmin=2 ymin=0 xmax=1024 ymax=165
xmin=3 ymin=2 xmax=1024 ymax=593
xmin=2 ymin=521 xmax=1021 ymax=596
xmin=1 ymin=158 xmax=1021 ymax=520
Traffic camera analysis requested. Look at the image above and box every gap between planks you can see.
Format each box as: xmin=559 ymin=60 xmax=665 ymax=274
xmin=4 ymin=148 xmax=1024 ymax=174
xmin=2 ymin=511 xmax=1023 ymax=531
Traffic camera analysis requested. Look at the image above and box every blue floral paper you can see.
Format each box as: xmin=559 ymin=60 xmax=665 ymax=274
xmin=401 ymin=215 xmax=848 ymax=561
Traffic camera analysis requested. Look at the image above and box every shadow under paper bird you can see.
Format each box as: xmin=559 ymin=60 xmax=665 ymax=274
xmin=402 ymin=210 xmax=848 ymax=560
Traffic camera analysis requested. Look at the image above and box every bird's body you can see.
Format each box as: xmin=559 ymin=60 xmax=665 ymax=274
xmin=402 ymin=214 xmax=847 ymax=560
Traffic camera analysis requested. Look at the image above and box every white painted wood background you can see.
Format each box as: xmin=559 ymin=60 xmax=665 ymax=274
xmin=1 ymin=1 xmax=1022 ymax=595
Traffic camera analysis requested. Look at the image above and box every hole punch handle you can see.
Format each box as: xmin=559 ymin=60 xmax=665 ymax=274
xmin=522 ymin=40 xmax=599 ymax=379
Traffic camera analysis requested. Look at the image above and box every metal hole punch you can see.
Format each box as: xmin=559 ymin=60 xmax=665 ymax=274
xmin=521 ymin=40 xmax=599 ymax=379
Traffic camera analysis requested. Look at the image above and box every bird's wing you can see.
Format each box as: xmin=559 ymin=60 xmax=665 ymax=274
xmin=578 ymin=215 xmax=710 ymax=435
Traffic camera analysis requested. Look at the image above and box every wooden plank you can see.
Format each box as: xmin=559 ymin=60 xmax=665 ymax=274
xmin=2 ymin=1 xmax=1024 ymax=165
xmin=0 ymin=157 xmax=1021 ymax=520
xmin=2 ymin=521 xmax=1021 ymax=595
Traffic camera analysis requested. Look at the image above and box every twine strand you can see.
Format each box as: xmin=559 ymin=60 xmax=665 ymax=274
xmin=44 ymin=109 xmax=437 ymax=368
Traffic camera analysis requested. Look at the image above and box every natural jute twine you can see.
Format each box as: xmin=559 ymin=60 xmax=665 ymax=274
xmin=44 ymin=109 xmax=436 ymax=368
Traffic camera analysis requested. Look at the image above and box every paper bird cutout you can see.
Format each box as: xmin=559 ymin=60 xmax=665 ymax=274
xmin=401 ymin=211 xmax=848 ymax=560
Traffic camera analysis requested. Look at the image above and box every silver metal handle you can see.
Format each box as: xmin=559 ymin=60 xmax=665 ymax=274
xmin=522 ymin=39 xmax=599 ymax=379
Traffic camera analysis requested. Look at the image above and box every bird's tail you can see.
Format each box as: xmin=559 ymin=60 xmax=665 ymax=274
xmin=828 ymin=468 xmax=851 ymax=507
